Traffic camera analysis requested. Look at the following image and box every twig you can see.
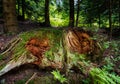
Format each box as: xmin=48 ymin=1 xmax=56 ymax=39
xmin=25 ymin=72 xmax=37 ymax=84
xmin=96 ymin=42 xmax=103 ymax=51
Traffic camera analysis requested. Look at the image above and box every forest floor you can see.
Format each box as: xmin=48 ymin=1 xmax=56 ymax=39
xmin=0 ymin=21 xmax=54 ymax=84
xmin=0 ymin=20 xmax=120 ymax=84
xmin=0 ymin=21 xmax=67 ymax=84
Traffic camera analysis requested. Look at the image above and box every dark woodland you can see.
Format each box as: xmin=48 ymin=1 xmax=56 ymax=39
xmin=0 ymin=0 xmax=120 ymax=84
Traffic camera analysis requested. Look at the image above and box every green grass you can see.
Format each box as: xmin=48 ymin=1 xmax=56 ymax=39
xmin=13 ymin=28 xmax=63 ymax=60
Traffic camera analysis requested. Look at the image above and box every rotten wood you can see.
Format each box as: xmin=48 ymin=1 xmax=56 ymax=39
xmin=0 ymin=28 xmax=101 ymax=76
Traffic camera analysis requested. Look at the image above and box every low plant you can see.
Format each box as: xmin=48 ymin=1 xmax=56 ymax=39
xmin=89 ymin=68 xmax=120 ymax=84
xmin=51 ymin=70 xmax=68 ymax=84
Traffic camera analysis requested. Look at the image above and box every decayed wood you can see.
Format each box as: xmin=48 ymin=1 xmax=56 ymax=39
xmin=25 ymin=37 xmax=50 ymax=65
xmin=1 ymin=37 xmax=21 ymax=56
xmin=0 ymin=51 xmax=37 ymax=76
xmin=0 ymin=28 xmax=100 ymax=76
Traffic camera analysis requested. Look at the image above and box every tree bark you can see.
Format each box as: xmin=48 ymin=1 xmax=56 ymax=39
xmin=17 ymin=0 xmax=20 ymax=16
xmin=69 ymin=0 xmax=74 ymax=27
xmin=21 ymin=0 xmax=25 ymax=21
xmin=98 ymin=13 xmax=101 ymax=28
xmin=75 ymin=0 xmax=80 ymax=27
xmin=3 ymin=0 xmax=18 ymax=33
xmin=118 ymin=0 xmax=120 ymax=28
xmin=0 ymin=0 xmax=3 ymax=18
xmin=45 ymin=0 xmax=51 ymax=27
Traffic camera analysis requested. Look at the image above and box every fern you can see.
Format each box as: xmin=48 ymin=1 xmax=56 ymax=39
xmin=51 ymin=70 xmax=67 ymax=83
xmin=90 ymin=68 xmax=120 ymax=84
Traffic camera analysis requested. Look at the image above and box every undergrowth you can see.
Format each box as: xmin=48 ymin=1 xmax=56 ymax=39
xmin=85 ymin=37 xmax=120 ymax=84
xmin=89 ymin=68 xmax=120 ymax=84
xmin=1 ymin=28 xmax=120 ymax=84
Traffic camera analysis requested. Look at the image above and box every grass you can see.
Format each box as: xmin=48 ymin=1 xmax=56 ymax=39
xmin=12 ymin=28 xmax=63 ymax=60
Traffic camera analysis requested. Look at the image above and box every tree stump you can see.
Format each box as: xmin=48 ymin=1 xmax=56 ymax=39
xmin=0 ymin=28 xmax=100 ymax=76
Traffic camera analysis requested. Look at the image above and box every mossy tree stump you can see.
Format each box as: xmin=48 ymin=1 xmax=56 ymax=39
xmin=0 ymin=28 xmax=100 ymax=76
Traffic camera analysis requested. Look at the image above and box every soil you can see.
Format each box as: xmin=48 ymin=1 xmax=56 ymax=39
xmin=0 ymin=64 xmax=55 ymax=84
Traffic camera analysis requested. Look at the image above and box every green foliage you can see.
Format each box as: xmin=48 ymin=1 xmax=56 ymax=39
xmin=103 ymin=40 xmax=120 ymax=72
xmin=15 ymin=0 xmax=120 ymax=27
xmin=15 ymin=79 xmax=27 ymax=84
xmin=15 ymin=78 xmax=34 ymax=84
xmin=51 ymin=70 xmax=67 ymax=83
xmin=70 ymin=53 xmax=87 ymax=66
xmin=103 ymin=57 xmax=114 ymax=72
xmin=90 ymin=68 xmax=120 ymax=84
xmin=13 ymin=28 xmax=64 ymax=61
xmin=82 ymin=77 xmax=91 ymax=84
xmin=110 ymin=41 xmax=120 ymax=55
xmin=50 ymin=1 xmax=69 ymax=27
xmin=50 ymin=16 xmax=69 ymax=27
xmin=0 ymin=54 xmax=4 ymax=60
xmin=0 ymin=64 xmax=5 ymax=71
xmin=102 ymin=41 xmax=111 ymax=50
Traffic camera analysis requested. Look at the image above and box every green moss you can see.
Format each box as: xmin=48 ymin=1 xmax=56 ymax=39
xmin=0 ymin=54 xmax=4 ymax=60
xmin=15 ymin=79 xmax=27 ymax=84
xmin=0 ymin=64 xmax=6 ymax=70
xmin=12 ymin=28 xmax=63 ymax=60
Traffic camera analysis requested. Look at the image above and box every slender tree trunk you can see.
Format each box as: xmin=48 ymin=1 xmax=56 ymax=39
xmin=21 ymin=0 xmax=25 ymax=21
xmin=3 ymin=0 xmax=18 ymax=33
xmin=97 ymin=5 xmax=101 ymax=28
xmin=45 ymin=0 xmax=50 ymax=27
xmin=98 ymin=14 xmax=101 ymax=28
xmin=0 ymin=0 xmax=3 ymax=18
xmin=75 ymin=0 xmax=80 ymax=27
xmin=17 ymin=0 xmax=20 ymax=15
xmin=69 ymin=0 xmax=74 ymax=27
xmin=118 ymin=0 xmax=120 ymax=28
xmin=88 ymin=18 xmax=92 ymax=27
xmin=108 ymin=0 xmax=112 ymax=40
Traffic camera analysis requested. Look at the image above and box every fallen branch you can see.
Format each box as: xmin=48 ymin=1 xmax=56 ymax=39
xmin=25 ymin=72 xmax=37 ymax=84
xmin=1 ymin=37 xmax=21 ymax=55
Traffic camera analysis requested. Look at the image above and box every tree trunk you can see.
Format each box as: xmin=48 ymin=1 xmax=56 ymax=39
xmin=45 ymin=0 xmax=50 ymax=27
xmin=108 ymin=0 xmax=112 ymax=40
xmin=3 ymin=0 xmax=18 ymax=33
xmin=98 ymin=14 xmax=101 ymax=28
xmin=21 ymin=0 xmax=25 ymax=21
xmin=98 ymin=5 xmax=101 ymax=28
xmin=17 ymin=0 xmax=20 ymax=16
xmin=0 ymin=28 xmax=100 ymax=76
xmin=118 ymin=0 xmax=120 ymax=28
xmin=69 ymin=0 xmax=74 ymax=27
xmin=0 ymin=0 xmax=3 ymax=18
xmin=75 ymin=0 xmax=80 ymax=27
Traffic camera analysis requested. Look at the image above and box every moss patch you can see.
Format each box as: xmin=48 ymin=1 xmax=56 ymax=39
xmin=13 ymin=28 xmax=63 ymax=60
